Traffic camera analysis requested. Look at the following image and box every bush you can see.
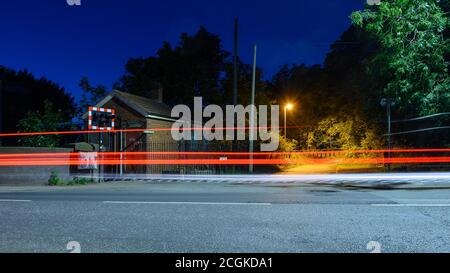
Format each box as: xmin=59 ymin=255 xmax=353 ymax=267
xmin=278 ymin=135 xmax=298 ymax=152
xmin=69 ymin=177 xmax=95 ymax=186
xmin=48 ymin=171 xmax=62 ymax=186
xmin=304 ymin=115 xmax=383 ymax=152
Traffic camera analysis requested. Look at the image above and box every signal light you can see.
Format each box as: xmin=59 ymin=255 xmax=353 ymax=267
xmin=88 ymin=107 xmax=115 ymax=130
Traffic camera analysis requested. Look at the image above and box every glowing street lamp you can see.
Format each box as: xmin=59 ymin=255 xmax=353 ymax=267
xmin=284 ymin=103 xmax=294 ymax=137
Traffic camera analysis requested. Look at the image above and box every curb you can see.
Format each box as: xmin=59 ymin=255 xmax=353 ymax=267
xmin=97 ymin=173 xmax=450 ymax=189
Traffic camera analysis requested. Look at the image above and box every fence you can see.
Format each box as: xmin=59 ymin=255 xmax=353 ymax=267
xmin=104 ymin=138 xmax=252 ymax=175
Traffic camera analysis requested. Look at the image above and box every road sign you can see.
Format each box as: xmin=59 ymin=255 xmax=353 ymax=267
xmin=88 ymin=107 xmax=115 ymax=130
xmin=78 ymin=152 xmax=98 ymax=170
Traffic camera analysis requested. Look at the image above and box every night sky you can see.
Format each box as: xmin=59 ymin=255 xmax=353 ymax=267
xmin=0 ymin=0 xmax=365 ymax=100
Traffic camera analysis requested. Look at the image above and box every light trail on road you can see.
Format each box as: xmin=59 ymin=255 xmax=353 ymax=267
xmin=0 ymin=148 xmax=449 ymax=158
xmin=1 ymin=128 xmax=450 ymax=168
xmin=1 ymin=129 xmax=450 ymax=167
xmin=0 ymin=125 xmax=306 ymax=138
xmin=0 ymin=155 xmax=450 ymax=166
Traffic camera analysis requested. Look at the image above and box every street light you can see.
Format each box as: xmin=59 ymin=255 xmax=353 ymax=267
xmin=284 ymin=103 xmax=294 ymax=137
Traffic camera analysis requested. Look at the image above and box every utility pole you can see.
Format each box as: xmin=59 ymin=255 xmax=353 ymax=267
xmin=233 ymin=18 xmax=238 ymax=107
xmin=232 ymin=18 xmax=239 ymax=174
xmin=381 ymin=98 xmax=395 ymax=172
xmin=249 ymin=45 xmax=257 ymax=174
xmin=0 ymin=80 xmax=3 ymax=146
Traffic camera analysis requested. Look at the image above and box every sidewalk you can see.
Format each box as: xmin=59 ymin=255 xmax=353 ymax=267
xmin=1 ymin=172 xmax=450 ymax=190
xmin=92 ymin=172 xmax=450 ymax=189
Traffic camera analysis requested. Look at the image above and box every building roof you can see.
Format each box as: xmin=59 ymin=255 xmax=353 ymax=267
xmin=82 ymin=90 xmax=175 ymax=121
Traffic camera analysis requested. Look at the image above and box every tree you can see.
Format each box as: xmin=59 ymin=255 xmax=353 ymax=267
xmin=269 ymin=25 xmax=386 ymax=151
xmin=17 ymin=100 xmax=64 ymax=147
xmin=0 ymin=66 xmax=75 ymax=145
xmin=221 ymin=60 xmax=273 ymax=107
xmin=78 ymin=76 xmax=108 ymax=117
xmin=278 ymin=135 xmax=298 ymax=152
xmin=324 ymin=26 xmax=383 ymax=119
xmin=351 ymin=0 xmax=450 ymax=116
xmin=115 ymin=26 xmax=229 ymax=107
xmin=304 ymin=114 xmax=383 ymax=151
xmin=271 ymin=64 xmax=329 ymax=125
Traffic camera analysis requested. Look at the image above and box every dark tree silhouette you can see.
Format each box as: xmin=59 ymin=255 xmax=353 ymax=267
xmin=115 ymin=26 xmax=230 ymax=107
xmin=0 ymin=66 xmax=75 ymax=145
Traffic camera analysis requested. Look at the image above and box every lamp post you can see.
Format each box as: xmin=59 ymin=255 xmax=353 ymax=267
xmin=284 ymin=103 xmax=293 ymax=137
xmin=249 ymin=44 xmax=257 ymax=174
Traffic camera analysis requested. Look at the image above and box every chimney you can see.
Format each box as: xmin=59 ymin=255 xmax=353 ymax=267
xmin=157 ymin=88 xmax=163 ymax=103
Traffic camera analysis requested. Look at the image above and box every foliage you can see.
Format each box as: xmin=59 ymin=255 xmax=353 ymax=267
xmin=17 ymin=100 xmax=64 ymax=147
xmin=0 ymin=67 xmax=75 ymax=145
xmin=48 ymin=171 xmax=62 ymax=186
xmin=220 ymin=61 xmax=273 ymax=106
xmin=278 ymin=135 xmax=298 ymax=152
xmin=304 ymin=115 xmax=383 ymax=151
xmin=78 ymin=77 xmax=108 ymax=117
xmin=114 ymin=26 xmax=272 ymax=108
xmin=351 ymin=0 xmax=450 ymax=115
xmin=270 ymin=26 xmax=385 ymax=150
xmin=67 ymin=177 xmax=95 ymax=186
xmin=115 ymin=26 xmax=229 ymax=106
xmin=49 ymin=175 xmax=94 ymax=187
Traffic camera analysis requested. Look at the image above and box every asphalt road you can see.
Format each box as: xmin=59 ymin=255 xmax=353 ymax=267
xmin=1 ymin=181 xmax=450 ymax=253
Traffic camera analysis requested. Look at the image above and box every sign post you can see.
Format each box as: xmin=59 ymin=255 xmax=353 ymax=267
xmin=88 ymin=107 xmax=115 ymax=182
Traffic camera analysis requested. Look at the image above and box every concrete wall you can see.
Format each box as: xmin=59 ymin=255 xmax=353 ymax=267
xmin=0 ymin=147 xmax=73 ymax=186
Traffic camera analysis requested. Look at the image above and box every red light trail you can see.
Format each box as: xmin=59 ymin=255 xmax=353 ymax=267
xmin=1 ymin=129 xmax=450 ymax=167
xmin=0 ymin=126 xmax=306 ymax=138
xmin=0 ymin=148 xmax=449 ymax=158
xmin=0 ymin=153 xmax=450 ymax=166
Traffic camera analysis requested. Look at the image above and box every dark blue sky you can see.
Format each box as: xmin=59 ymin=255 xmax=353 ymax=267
xmin=0 ymin=0 xmax=365 ymax=101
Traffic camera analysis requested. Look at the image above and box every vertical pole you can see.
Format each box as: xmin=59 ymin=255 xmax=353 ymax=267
xmin=387 ymin=102 xmax=392 ymax=172
xmin=87 ymin=123 xmax=91 ymax=180
xmin=249 ymin=45 xmax=257 ymax=174
xmin=284 ymin=106 xmax=287 ymax=137
xmin=120 ymin=128 xmax=123 ymax=177
xmin=232 ymin=18 xmax=239 ymax=174
xmin=99 ymin=132 xmax=103 ymax=182
xmin=0 ymin=80 xmax=3 ymax=146
xmin=233 ymin=18 xmax=239 ymax=107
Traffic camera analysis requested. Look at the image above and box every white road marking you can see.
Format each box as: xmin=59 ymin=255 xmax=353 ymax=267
xmin=0 ymin=199 xmax=31 ymax=202
xmin=372 ymin=204 xmax=450 ymax=207
xmin=103 ymin=201 xmax=271 ymax=206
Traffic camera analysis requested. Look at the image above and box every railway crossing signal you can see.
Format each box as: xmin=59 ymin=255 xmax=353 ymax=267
xmin=88 ymin=107 xmax=115 ymax=131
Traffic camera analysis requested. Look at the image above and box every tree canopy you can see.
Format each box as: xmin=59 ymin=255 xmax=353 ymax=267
xmin=4 ymin=1 xmax=450 ymax=150
xmin=0 ymin=67 xmax=75 ymax=145
xmin=115 ymin=26 xmax=229 ymax=107
xmin=352 ymin=0 xmax=450 ymax=116
xmin=17 ymin=100 xmax=64 ymax=147
xmin=77 ymin=76 xmax=108 ymax=118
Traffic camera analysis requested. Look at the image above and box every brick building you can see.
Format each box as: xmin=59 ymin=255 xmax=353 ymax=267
xmin=82 ymin=89 xmax=180 ymax=174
